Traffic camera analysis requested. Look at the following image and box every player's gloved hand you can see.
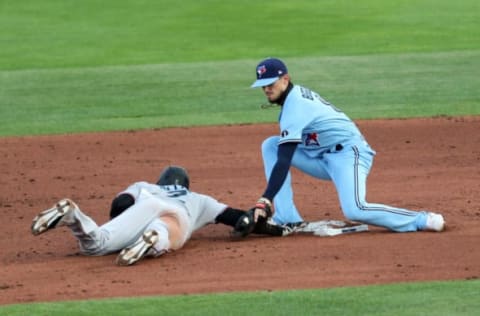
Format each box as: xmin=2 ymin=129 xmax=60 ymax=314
xmin=231 ymin=208 xmax=256 ymax=238
xmin=230 ymin=198 xmax=273 ymax=239
xmin=252 ymin=197 xmax=272 ymax=222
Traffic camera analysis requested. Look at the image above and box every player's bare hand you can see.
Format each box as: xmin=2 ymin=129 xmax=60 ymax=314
xmin=254 ymin=197 xmax=273 ymax=221
xmin=253 ymin=208 xmax=267 ymax=222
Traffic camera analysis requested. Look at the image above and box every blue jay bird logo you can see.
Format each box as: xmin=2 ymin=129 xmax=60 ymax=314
xmin=305 ymin=132 xmax=320 ymax=146
xmin=257 ymin=65 xmax=267 ymax=78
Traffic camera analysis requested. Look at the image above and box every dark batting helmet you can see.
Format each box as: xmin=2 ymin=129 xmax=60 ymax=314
xmin=157 ymin=165 xmax=190 ymax=189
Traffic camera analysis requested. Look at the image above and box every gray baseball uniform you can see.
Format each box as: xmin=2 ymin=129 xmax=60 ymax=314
xmin=62 ymin=181 xmax=227 ymax=255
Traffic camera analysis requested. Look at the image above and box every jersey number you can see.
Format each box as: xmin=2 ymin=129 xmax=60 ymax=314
xmin=162 ymin=185 xmax=188 ymax=197
xmin=300 ymin=87 xmax=342 ymax=113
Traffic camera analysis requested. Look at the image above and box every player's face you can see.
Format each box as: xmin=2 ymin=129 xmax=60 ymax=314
xmin=262 ymin=75 xmax=290 ymax=103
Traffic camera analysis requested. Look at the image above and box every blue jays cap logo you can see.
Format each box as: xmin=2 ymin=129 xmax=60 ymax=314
xmin=257 ymin=65 xmax=267 ymax=78
xmin=251 ymin=58 xmax=288 ymax=88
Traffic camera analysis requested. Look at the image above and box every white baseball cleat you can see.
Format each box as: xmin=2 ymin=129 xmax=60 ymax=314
xmin=116 ymin=230 xmax=160 ymax=266
xmin=31 ymin=199 xmax=77 ymax=236
xmin=425 ymin=212 xmax=445 ymax=232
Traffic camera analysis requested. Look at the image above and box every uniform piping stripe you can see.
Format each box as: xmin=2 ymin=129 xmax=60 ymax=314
xmin=278 ymin=139 xmax=302 ymax=145
xmin=352 ymin=146 xmax=416 ymax=217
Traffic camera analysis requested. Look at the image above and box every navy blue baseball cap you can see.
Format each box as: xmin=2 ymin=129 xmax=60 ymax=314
xmin=251 ymin=58 xmax=288 ymax=88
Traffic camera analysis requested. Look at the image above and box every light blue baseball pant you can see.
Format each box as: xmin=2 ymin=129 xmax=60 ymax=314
xmin=261 ymin=136 xmax=429 ymax=232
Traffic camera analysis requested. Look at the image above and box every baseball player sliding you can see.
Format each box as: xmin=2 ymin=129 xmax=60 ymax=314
xmin=243 ymin=57 xmax=445 ymax=233
xmin=31 ymin=166 xmax=285 ymax=266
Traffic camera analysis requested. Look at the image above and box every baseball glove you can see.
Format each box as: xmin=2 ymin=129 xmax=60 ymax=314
xmin=231 ymin=208 xmax=256 ymax=238
xmin=231 ymin=207 xmax=285 ymax=238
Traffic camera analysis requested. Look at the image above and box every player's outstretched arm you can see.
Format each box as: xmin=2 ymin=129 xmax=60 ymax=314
xmin=215 ymin=207 xmax=283 ymax=238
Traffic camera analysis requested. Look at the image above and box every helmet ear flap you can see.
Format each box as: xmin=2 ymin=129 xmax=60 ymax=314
xmin=157 ymin=166 xmax=190 ymax=189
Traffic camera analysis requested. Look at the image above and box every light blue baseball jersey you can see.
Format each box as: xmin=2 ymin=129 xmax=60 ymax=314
xmin=278 ymin=85 xmax=363 ymax=154
xmin=262 ymin=84 xmax=431 ymax=231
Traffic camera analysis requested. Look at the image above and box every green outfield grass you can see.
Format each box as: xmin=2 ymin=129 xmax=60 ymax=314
xmin=0 ymin=0 xmax=478 ymax=315
xmin=1 ymin=50 xmax=479 ymax=136
xmin=1 ymin=0 xmax=479 ymax=136
xmin=1 ymin=0 xmax=478 ymax=69
xmin=1 ymin=280 xmax=479 ymax=316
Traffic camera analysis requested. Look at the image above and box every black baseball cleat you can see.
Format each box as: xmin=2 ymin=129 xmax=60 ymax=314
xmin=31 ymin=199 xmax=76 ymax=236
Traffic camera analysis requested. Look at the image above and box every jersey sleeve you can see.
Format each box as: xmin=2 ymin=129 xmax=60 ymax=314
xmin=119 ymin=181 xmax=161 ymax=200
xmin=186 ymin=193 xmax=228 ymax=231
xmin=198 ymin=194 xmax=228 ymax=220
xmin=278 ymin=86 xmax=313 ymax=144
xmin=119 ymin=182 xmax=144 ymax=199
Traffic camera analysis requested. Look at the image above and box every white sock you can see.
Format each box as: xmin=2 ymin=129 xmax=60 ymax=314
xmin=146 ymin=219 xmax=170 ymax=256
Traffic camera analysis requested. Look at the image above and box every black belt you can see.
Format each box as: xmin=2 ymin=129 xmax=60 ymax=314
xmin=327 ymin=144 xmax=343 ymax=153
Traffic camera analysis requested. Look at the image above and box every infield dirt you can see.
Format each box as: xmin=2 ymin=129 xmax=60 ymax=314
xmin=0 ymin=117 xmax=479 ymax=305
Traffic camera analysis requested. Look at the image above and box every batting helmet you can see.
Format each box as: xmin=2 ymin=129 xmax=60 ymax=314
xmin=157 ymin=165 xmax=190 ymax=189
